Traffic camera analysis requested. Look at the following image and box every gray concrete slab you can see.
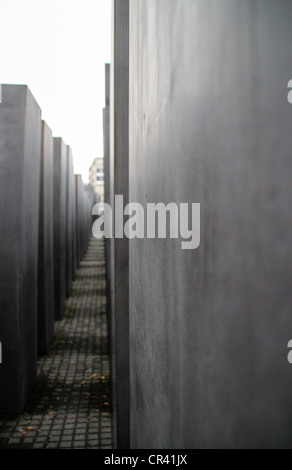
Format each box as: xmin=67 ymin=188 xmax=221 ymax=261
xmin=103 ymin=64 xmax=113 ymax=397
xmin=72 ymin=175 xmax=77 ymax=279
xmin=65 ymin=146 xmax=74 ymax=297
xmin=85 ymin=184 xmax=95 ymax=239
xmin=75 ymin=175 xmax=83 ymax=267
xmin=128 ymin=0 xmax=292 ymax=449
xmin=79 ymin=181 xmax=85 ymax=260
xmin=0 ymin=85 xmax=41 ymax=413
xmin=53 ymin=138 xmax=67 ymax=320
xmin=38 ymin=121 xmax=55 ymax=355
xmin=110 ymin=0 xmax=130 ymax=450
xmin=84 ymin=186 xmax=94 ymax=256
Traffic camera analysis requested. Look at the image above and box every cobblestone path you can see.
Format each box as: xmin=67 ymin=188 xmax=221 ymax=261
xmin=0 ymin=238 xmax=111 ymax=449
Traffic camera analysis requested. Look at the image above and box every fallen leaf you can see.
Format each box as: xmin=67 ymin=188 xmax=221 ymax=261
xmin=26 ymin=426 xmax=34 ymax=431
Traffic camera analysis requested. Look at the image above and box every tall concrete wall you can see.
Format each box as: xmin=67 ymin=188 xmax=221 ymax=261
xmin=105 ymin=0 xmax=292 ymax=449
xmin=53 ymin=138 xmax=67 ymax=320
xmin=72 ymin=175 xmax=77 ymax=279
xmin=38 ymin=121 xmax=55 ymax=355
xmin=75 ymin=175 xmax=85 ymax=267
xmin=104 ymin=64 xmax=111 ymax=213
xmin=65 ymin=146 xmax=74 ymax=296
xmin=85 ymin=184 xmax=95 ymax=250
xmin=110 ymin=0 xmax=130 ymax=449
xmin=103 ymin=62 xmax=118 ymax=446
xmin=0 ymin=85 xmax=41 ymax=413
xmin=75 ymin=175 xmax=80 ymax=266
xmin=103 ymin=64 xmax=113 ymax=411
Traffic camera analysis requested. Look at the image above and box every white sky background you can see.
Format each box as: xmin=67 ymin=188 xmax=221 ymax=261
xmin=0 ymin=0 xmax=111 ymax=182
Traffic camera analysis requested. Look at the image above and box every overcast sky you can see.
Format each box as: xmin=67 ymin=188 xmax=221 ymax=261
xmin=0 ymin=0 xmax=111 ymax=182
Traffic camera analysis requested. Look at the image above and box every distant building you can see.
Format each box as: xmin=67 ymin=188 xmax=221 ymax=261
xmin=89 ymin=158 xmax=104 ymax=202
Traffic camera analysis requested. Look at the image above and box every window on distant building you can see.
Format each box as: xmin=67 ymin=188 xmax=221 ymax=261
xmin=97 ymin=176 xmax=104 ymax=182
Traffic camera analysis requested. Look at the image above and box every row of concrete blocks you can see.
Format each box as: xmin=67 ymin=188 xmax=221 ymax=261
xmin=0 ymin=85 xmax=96 ymax=414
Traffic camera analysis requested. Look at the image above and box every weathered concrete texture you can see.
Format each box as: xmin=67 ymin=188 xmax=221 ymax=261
xmin=0 ymin=85 xmax=41 ymax=413
xmin=110 ymin=0 xmax=130 ymax=449
xmin=38 ymin=121 xmax=55 ymax=355
xmin=65 ymin=146 xmax=74 ymax=297
xmin=128 ymin=0 xmax=292 ymax=449
xmin=53 ymin=138 xmax=67 ymax=320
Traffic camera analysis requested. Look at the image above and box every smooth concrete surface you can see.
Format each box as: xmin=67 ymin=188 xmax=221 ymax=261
xmin=86 ymin=188 xmax=95 ymax=249
xmin=103 ymin=63 xmax=117 ymax=446
xmin=79 ymin=176 xmax=84 ymax=262
xmin=79 ymin=181 xmax=85 ymax=260
xmin=110 ymin=0 xmax=130 ymax=449
xmin=74 ymin=176 xmax=93 ymax=276
xmin=72 ymin=175 xmax=77 ymax=279
xmin=85 ymin=184 xmax=95 ymax=235
xmin=53 ymin=138 xmax=67 ymax=320
xmin=38 ymin=121 xmax=55 ymax=355
xmin=104 ymin=63 xmax=111 ymax=213
xmin=103 ymin=64 xmax=112 ymax=380
xmin=0 ymin=85 xmax=41 ymax=413
xmin=75 ymin=175 xmax=83 ymax=267
xmin=65 ymin=146 xmax=74 ymax=297
xmin=128 ymin=0 xmax=292 ymax=449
